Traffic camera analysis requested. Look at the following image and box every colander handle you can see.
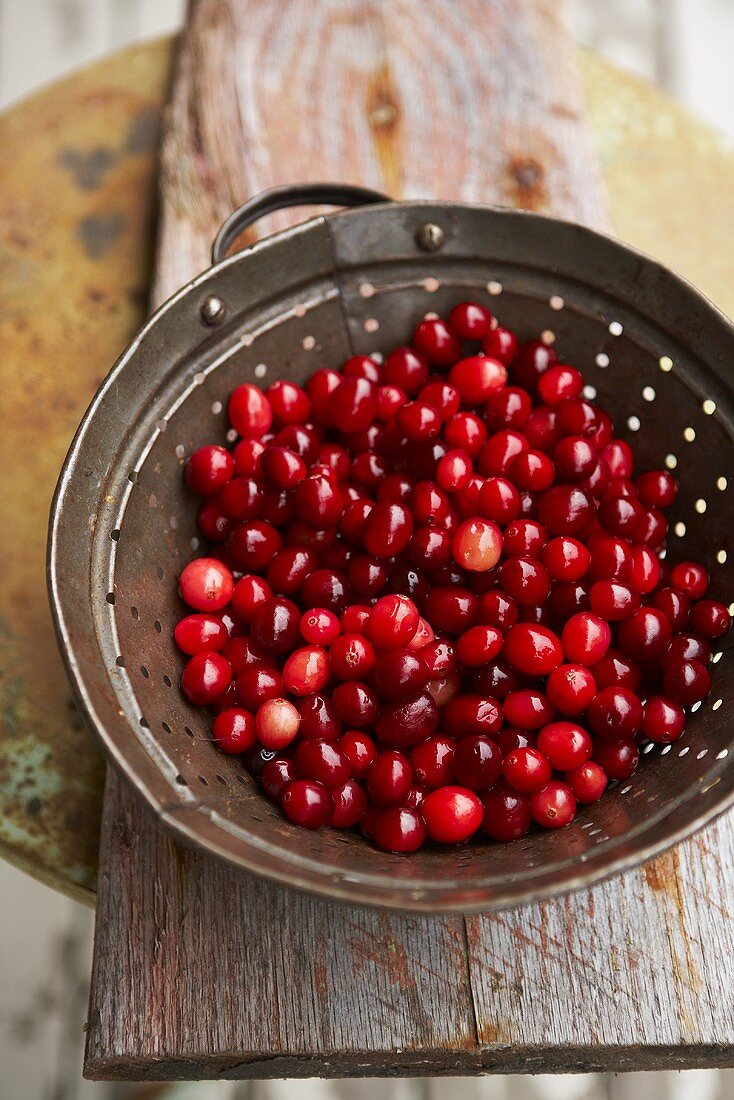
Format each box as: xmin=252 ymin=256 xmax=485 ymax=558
xmin=211 ymin=183 xmax=390 ymax=265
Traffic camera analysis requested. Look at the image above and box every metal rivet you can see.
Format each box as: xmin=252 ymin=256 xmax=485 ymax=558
xmin=200 ymin=295 xmax=226 ymax=325
xmin=415 ymin=223 xmax=445 ymax=252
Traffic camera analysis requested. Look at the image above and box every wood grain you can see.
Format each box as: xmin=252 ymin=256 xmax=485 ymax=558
xmin=86 ymin=0 xmax=734 ymax=1080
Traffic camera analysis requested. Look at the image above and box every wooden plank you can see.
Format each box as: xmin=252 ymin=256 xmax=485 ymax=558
xmin=85 ymin=0 xmax=734 ymax=1080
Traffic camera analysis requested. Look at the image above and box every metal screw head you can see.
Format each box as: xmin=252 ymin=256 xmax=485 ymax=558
xmin=415 ymin=223 xmax=445 ymax=252
xmin=200 ymin=295 xmax=226 ymax=325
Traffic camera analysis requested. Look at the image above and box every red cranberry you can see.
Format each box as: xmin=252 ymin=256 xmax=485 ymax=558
xmin=298 ymin=693 xmax=342 ymax=740
xmin=229 ymin=575 xmax=271 ymax=623
xmin=212 ymin=707 xmax=256 ymax=754
xmin=669 ymin=561 xmax=709 ymax=600
xmin=537 ymin=484 xmax=595 ymax=536
xmin=179 ymin=557 xmax=234 ymax=611
xmin=362 ymin=501 xmax=414 ymax=559
xmin=503 ymin=622 xmax=563 ymax=676
xmin=367 ymin=750 xmax=412 ymax=806
xmin=228 ymin=383 xmax=273 ymax=438
xmin=236 ymin=666 xmax=284 ymax=710
xmin=264 ymin=379 xmax=310 ymax=424
xmin=589 ymin=580 xmax=640 ymax=621
xmin=366 ymin=594 xmax=419 ymax=650
xmin=256 ymin=698 xmax=300 ymax=750
xmin=233 ymin=437 xmax=264 ymax=477
xmin=300 ymin=608 xmax=340 ymax=645
xmin=227 ymin=520 xmax=283 ymax=571
xmin=588 ymin=536 xmax=632 ymax=582
xmin=537 ymin=364 xmax=583 ymax=405
xmin=329 ymin=780 xmax=368 ymax=828
xmin=642 ymin=696 xmax=686 ymax=743
xmin=588 ymin=687 xmax=643 ymax=740
xmin=223 ymin=636 xmax=269 ymax=675
xmin=266 ymin=547 xmax=317 ymax=595
xmin=479 ymin=429 xmax=527 ymax=477
xmin=420 ymin=380 xmax=461 ymax=420
xmin=185 ymin=444 xmax=234 ymax=497
xmin=618 ymin=607 xmax=672 ymax=662
xmin=174 ymin=613 xmax=228 ymax=655
xmin=689 ymin=600 xmax=731 ymax=640
xmin=562 ymin=612 xmax=611 ymax=666
xmin=482 ymin=326 xmax=519 ymax=365
xmin=477 ymin=477 xmax=520 ymax=524
xmin=382 ymin=346 xmax=430 ymax=395
xmin=282 ymin=645 xmax=330 ymax=696
xmin=545 ymin=663 xmax=596 ymax=715
xmin=500 ymin=557 xmax=551 ymax=607
xmin=261 ymin=757 xmax=299 ymax=802
xmin=301 ymin=568 xmax=351 ymax=613
xmin=376 ymin=691 xmax=439 ymax=747
xmin=341 ymin=604 xmax=372 ymax=634
xmin=453 ymin=518 xmax=503 ymax=572
xmin=448 ymin=300 xmax=494 ymax=339
xmin=503 ymin=519 xmax=548 ymax=557
xmin=443 ymin=411 xmax=488 ymax=457
xmin=483 ymin=782 xmax=531 ymax=840
xmin=495 ymin=728 xmax=536 ymax=754
xmin=449 ymin=355 xmax=507 ymax=403
xmin=510 ymin=449 xmax=555 ymax=492
xmin=280 ymin=779 xmax=333 ymax=829
xmin=436 ymin=448 xmax=473 ymax=493
xmin=294 ymin=474 xmax=344 ymax=529
xmin=408 ymin=527 xmax=453 ymax=571
xmin=410 ymin=735 xmax=456 ymax=788
xmin=453 ymin=735 xmax=503 ymax=791
xmin=332 ymin=681 xmax=379 ymax=727
xmin=456 ymin=625 xmax=503 ymax=667
xmin=529 ymin=781 xmax=576 ymax=829
xmin=567 ymin=761 xmax=607 ymax=804
xmin=485 ymin=387 xmax=531 ymax=430
xmin=628 ymin=545 xmax=660 ymax=594
xmin=372 ymin=807 xmax=427 ymax=852
xmin=502 ymin=747 xmax=552 ymax=794
xmin=294 ymin=739 xmax=351 ymax=788
xmin=477 ymin=591 xmax=519 ymax=631
xmin=503 ymin=689 xmax=554 ymax=729
xmin=413 ymin=316 xmax=462 ymax=366
xmin=371 ymin=648 xmax=429 ymax=699
xmin=423 ymin=586 xmax=477 ymax=634
xmin=636 ymin=469 xmax=678 ymax=507
xmin=250 ymin=597 xmax=301 ymax=655
xmin=662 ymin=633 xmax=711 ymax=667
xmin=542 ymin=537 xmax=590 ymax=582
xmin=181 ymin=651 xmax=231 ymax=705
xmin=592 ymin=739 xmax=639 ymax=781
xmin=443 ymin=694 xmax=502 ymax=738
xmin=511 ymin=339 xmax=557 ymax=392
xmin=338 ymin=730 xmax=377 ymax=778
xmin=422 ymin=786 xmax=483 ymax=843
xmin=524 ymin=405 xmax=561 ymax=452
xmin=592 ymin=649 xmax=642 ymax=691
xmin=663 ymin=659 xmax=712 ymax=705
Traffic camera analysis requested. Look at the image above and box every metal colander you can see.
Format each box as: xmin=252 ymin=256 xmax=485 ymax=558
xmin=48 ymin=184 xmax=734 ymax=913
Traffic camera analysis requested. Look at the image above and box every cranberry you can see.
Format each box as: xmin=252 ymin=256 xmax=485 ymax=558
xmin=479 ymin=429 xmax=527 ymax=477
xmin=500 ymin=557 xmax=551 ymax=606
xmin=636 ymin=469 xmax=678 ymax=507
xmin=341 ymin=604 xmax=372 ymax=634
xmin=409 ymin=527 xmax=453 ymax=571
xmin=223 ymin=636 xmax=269 ymax=674
xmin=372 ymin=807 xmax=427 ymax=852
xmin=537 ymin=484 xmax=595 ymax=536
xmin=236 ymin=666 xmax=284 ymax=710
xmin=663 ymin=659 xmax=712 ymax=705
xmin=537 ymin=364 xmax=583 ymax=406
xmin=254 ymin=698 xmax=299 ymax=750
xmin=250 ymin=597 xmax=301 ymax=655
xmin=280 ymin=779 xmax=333 ymax=829
xmin=453 ymin=518 xmax=503 ymax=572
xmin=588 ymin=536 xmax=632 ymax=582
xmin=197 ymin=498 xmax=233 ymax=542
xmin=420 ymin=380 xmax=461 ymax=419
xmin=376 ymin=691 xmax=439 ymax=747
xmin=567 ymin=761 xmax=607 ymax=804
xmin=211 ymin=707 xmax=256 ymax=754
xmin=561 ymin=611 xmax=611 ymax=666
xmin=300 ymin=608 xmax=340 ymax=645
xmin=495 ymin=728 xmax=535 ymax=754
xmin=504 ymin=689 xmax=554 ymax=729
xmin=482 ymin=782 xmax=531 ymax=841
xmin=588 ymin=686 xmax=643 ymax=740
xmin=367 ymin=750 xmax=412 ymax=806
xmin=545 ymin=663 xmax=596 ymax=716
xmin=410 ymin=735 xmax=456 ymax=788
xmin=662 ymin=633 xmax=711 ymax=667
xmin=298 ymin=693 xmax=342 ymax=740
xmin=529 ymin=781 xmax=576 ymax=829
xmin=179 ymin=557 xmax=234 ymax=611
xmin=365 ymin=594 xmax=418 ymax=651
xmin=174 ymin=613 xmax=228 ymax=655
xmin=228 ymin=383 xmax=273 ymax=438
xmin=477 ymin=591 xmax=519 ymax=631
xmin=362 ymin=501 xmax=414 ymax=559
xmin=233 ymin=437 xmax=264 ymax=477
xmin=618 ymin=607 xmax=672 ymax=662
xmin=261 ymin=757 xmax=299 ymax=801
xmin=443 ymin=695 xmax=502 ymax=738
xmin=343 ymin=354 xmax=381 ymax=384
xmin=282 ymin=645 xmax=330 ymax=696
xmin=332 ymin=681 xmax=379 ymax=727
xmin=670 ymin=561 xmax=709 ymax=600
xmin=524 ymin=405 xmax=561 ymax=452
xmin=510 ymin=449 xmax=555 ymax=493
xmin=371 ymin=648 xmax=429 ymax=699
xmin=326 ymin=633 xmax=374 ymax=680
xmin=338 ymin=730 xmax=377 ymax=778
xmin=542 ymin=537 xmax=590 ymax=582
xmin=485 ymin=387 xmax=532 ymax=430
xmin=294 ymin=739 xmax=351 ymax=788
xmin=185 ymin=444 xmax=234 ymax=498
xmin=503 ymin=519 xmax=548 ymax=558
xmin=503 ymin=747 xmax=552 ymax=794
xmin=589 ymin=580 xmax=640 ymax=621
xmin=227 ymin=520 xmax=283 ymax=571
xmin=628 ymin=545 xmax=660 ymax=594
xmin=482 ymin=326 xmax=519 ymax=365
xmin=642 ymin=696 xmax=686 ymax=743
xmin=229 ymin=576 xmax=271 ymax=623
xmin=423 ymin=586 xmax=477 ymax=634
xmin=436 ymin=449 xmax=473 ymax=493
xmin=301 ymin=568 xmax=351 ymax=612
xmin=294 ymin=475 xmax=344 ymax=529
xmin=448 ymin=300 xmax=494 ymax=339
xmin=503 ymin=622 xmax=562 ymax=676
xmin=455 ymin=624 xmax=502 ymax=667
xmin=382 ymin=346 xmax=429 ymax=395
xmin=592 ymin=739 xmax=639 ymax=781
xmin=266 ymin=546 xmax=317 ymax=595
xmin=329 ymin=780 xmax=368 ymax=828
xmin=689 ymin=600 xmax=731 ymax=640
xmin=449 ymin=355 xmax=507 ymax=403
xmin=181 ymin=651 xmax=231 ymax=705
xmin=443 ymin=411 xmax=488 ymax=457
xmin=376 ymin=384 xmax=407 ymax=421
xmin=421 ymin=786 xmax=483 ymax=843
xmin=453 ymin=736 xmax=502 ymax=791
xmin=511 ymin=339 xmax=556 ymax=392
xmin=477 ymin=477 xmax=520 ymax=524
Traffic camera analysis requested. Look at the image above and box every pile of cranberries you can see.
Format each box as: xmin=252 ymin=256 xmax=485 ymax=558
xmin=172 ymin=301 xmax=731 ymax=853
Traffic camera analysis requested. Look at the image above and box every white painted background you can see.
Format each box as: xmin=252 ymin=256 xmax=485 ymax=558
xmin=1 ymin=1 xmax=734 ymax=1098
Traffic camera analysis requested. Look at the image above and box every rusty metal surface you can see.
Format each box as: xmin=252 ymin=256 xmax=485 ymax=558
xmin=3 ymin=39 xmax=734 ymax=900
xmin=0 ymin=40 xmax=171 ymax=902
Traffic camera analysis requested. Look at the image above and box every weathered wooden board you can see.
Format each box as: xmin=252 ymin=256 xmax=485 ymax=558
xmin=74 ymin=0 xmax=734 ymax=1078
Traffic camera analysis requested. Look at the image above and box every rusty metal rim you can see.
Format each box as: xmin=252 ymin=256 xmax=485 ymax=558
xmin=48 ymin=197 xmax=734 ymax=912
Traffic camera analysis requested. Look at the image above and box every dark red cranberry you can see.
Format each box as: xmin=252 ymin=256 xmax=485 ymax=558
xmin=228 ymin=383 xmax=273 ymax=439
xmin=537 ymin=364 xmax=583 ymax=406
xmin=511 ymin=339 xmax=557 ymax=392
xmin=542 ymin=536 xmax=590 ymax=582
xmin=618 ymin=607 xmax=672 ymax=662
xmin=372 ymin=807 xmax=427 ymax=852
xmin=449 ymin=355 xmax=507 ymax=404
xmin=589 ymin=580 xmax=640 ymax=621
xmin=280 ymin=779 xmax=333 ymax=829
xmin=332 ymin=681 xmax=380 ymax=727
xmin=227 ymin=520 xmax=283 ymax=571
xmin=186 ymin=444 xmax=235 ymax=497
xmin=301 ymin=568 xmax=351 ymax=613
xmin=443 ymin=411 xmax=488 ymax=457
xmin=503 ymin=519 xmax=548 ymax=558
xmin=298 ymin=693 xmax=342 ymax=740
xmin=339 ymin=730 xmax=377 ymax=778
xmin=537 ymin=721 xmax=592 ymax=770
xmin=477 ymin=591 xmax=519 ymax=631
xmin=443 ymin=695 xmax=502 ymax=738
xmin=689 ymin=600 xmax=732 ymax=640
xmin=662 ymin=633 xmax=711 ymax=668
xmin=588 ymin=686 xmax=643 ymax=740
xmin=261 ymin=757 xmax=299 ymax=801
xmin=482 ymin=782 xmax=531 ymax=840
xmin=482 ymin=326 xmax=519 ymax=365
xmin=250 ymin=597 xmax=301 ymax=655
xmin=453 ymin=736 xmax=502 ymax=791
xmin=420 ymin=380 xmax=461 ymax=420
xmin=342 ymin=354 xmax=381 ymax=383
xmin=376 ymin=691 xmax=439 ymax=747
xmin=423 ymin=586 xmax=478 ymax=634
xmin=362 ymin=501 xmax=414 ymax=559
xmin=561 ymin=612 xmax=611 ymax=666
xmin=636 ymin=469 xmax=678 ymax=507
xmin=662 ymin=659 xmax=712 ymax=705
xmin=472 ymin=661 xmax=520 ymax=699
xmin=212 ymin=707 xmax=256 ymax=754
xmin=537 ymin=484 xmax=595 ymax=536
xmin=503 ymin=689 xmax=554 ymax=729
xmin=181 ymin=652 xmax=232 ymax=705
xmin=329 ymin=780 xmax=368 ymax=828
xmin=294 ymin=739 xmax=351 ymax=788
xmin=567 ymin=762 xmax=608 ymax=804
xmin=382 ymin=346 xmax=430 ymax=395
xmin=410 ymin=735 xmax=456 ymax=788
xmin=371 ymin=648 xmax=429 ymax=699
xmin=500 ymin=557 xmax=551 ymax=607
xmin=669 ymin=561 xmax=709 ymax=600
xmin=236 ymin=666 xmax=284 ymax=710
xmin=503 ymin=622 xmax=563 ymax=676
xmin=592 ymin=739 xmax=639 ymax=781
xmin=367 ymin=750 xmax=412 ymax=806
xmin=479 ymin=429 xmax=528 ymax=477
xmin=413 ymin=316 xmax=462 ymax=366
xmin=642 ymin=696 xmax=686 ymax=743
